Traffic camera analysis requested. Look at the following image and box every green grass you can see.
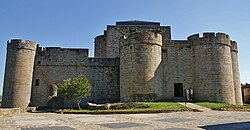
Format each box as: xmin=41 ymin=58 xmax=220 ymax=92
xmin=141 ymin=102 xmax=188 ymax=110
xmin=48 ymin=102 xmax=191 ymax=114
xmin=195 ymin=102 xmax=250 ymax=110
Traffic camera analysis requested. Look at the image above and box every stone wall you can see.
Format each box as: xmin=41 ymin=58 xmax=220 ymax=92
xmin=0 ymin=107 xmax=36 ymax=117
xmin=188 ymin=33 xmax=235 ymax=104
xmin=2 ymin=40 xmax=37 ymax=108
xmin=35 ymin=46 xmax=89 ymax=65
xmin=161 ymin=40 xmax=193 ymax=99
xmin=2 ymin=21 xmax=243 ymax=107
xmin=0 ymin=108 xmax=26 ymax=117
xmin=160 ymin=32 xmax=242 ymax=104
xmin=120 ymin=32 xmax=162 ymax=101
xmin=30 ymin=47 xmax=120 ymax=107
xmin=104 ymin=24 xmax=171 ymax=58
xmin=230 ymin=41 xmax=243 ymax=104
xmin=94 ymin=34 xmax=107 ymax=58
xmin=242 ymin=84 xmax=250 ymax=103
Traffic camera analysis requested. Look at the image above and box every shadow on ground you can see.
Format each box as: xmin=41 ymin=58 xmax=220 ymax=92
xmin=200 ymin=121 xmax=250 ymax=130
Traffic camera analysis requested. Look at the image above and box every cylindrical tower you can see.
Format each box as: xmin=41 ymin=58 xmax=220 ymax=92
xmin=2 ymin=39 xmax=37 ymax=108
xmin=94 ymin=35 xmax=107 ymax=58
xmin=230 ymin=41 xmax=243 ymax=105
xmin=189 ymin=33 xmax=235 ymax=104
xmin=120 ymin=32 xmax=162 ymax=101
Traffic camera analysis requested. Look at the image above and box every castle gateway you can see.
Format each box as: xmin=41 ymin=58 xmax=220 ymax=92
xmin=2 ymin=20 xmax=243 ymax=108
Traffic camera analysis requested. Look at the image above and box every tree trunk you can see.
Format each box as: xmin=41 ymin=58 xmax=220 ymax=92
xmin=77 ymin=102 xmax=81 ymax=110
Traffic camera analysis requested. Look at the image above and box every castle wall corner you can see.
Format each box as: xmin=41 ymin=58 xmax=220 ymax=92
xmin=2 ymin=39 xmax=37 ymax=108
xmin=189 ymin=33 xmax=236 ymax=104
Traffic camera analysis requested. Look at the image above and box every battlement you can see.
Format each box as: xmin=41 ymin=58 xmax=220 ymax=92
xmin=215 ymin=33 xmax=230 ymax=44
xmin=2 ymin=20 xmax=243 ymax=108
xmin=187 ymin=32 xmax=231 ymax=46
xmin=230 ymin=40 xmax=238 ymax=52
xmin=8 ymin=39 xmax=22 ymax=43
xmin=35 ymin=46 xmax=89 ymax=66
xmin=203 ymin=32 xmax=216 ymax=38
xmin=37 ymin=47 xmax=89 ymax=58
xmin=120 ymin=32 xmax=162 ymax=47
xmin=7 ymin=39 xmax=37 ymax=51
xmin=187 ymin=34 xmax=200 ymax=41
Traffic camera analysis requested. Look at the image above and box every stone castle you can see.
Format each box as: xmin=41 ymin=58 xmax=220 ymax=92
xmin=2 ymin=20 xmax=243 ymax=108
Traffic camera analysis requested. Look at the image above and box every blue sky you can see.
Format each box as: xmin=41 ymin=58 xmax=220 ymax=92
xmin=0 ymin=0 xmax=250 ymax=94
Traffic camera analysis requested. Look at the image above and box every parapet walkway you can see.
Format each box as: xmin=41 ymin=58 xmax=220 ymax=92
xmin=177 ymin=102 xmax=212 ymax=112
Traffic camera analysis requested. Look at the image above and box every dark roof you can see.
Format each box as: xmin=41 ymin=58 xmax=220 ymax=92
xmin=116 ymin=20 xmax=160 ymax=26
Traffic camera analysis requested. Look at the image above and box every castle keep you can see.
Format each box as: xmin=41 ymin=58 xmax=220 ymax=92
xmin=2 ymin=20 xmax=243 ymax=108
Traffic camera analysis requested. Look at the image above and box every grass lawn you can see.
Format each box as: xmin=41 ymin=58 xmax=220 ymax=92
xmin=195 ymin=102 xmax=250 ymax=110
xmin=141 ymin=102 xmax=188 ymax=110
xmin=48 ymin=102 xmax=191 ymax=114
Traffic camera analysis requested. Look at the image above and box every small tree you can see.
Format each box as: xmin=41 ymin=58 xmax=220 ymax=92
xmin=58 ymin=75 xmax=91 ymax=109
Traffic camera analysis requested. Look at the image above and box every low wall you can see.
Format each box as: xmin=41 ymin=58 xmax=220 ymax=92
xmin=0 ymin=107 xmax=36 ymax=117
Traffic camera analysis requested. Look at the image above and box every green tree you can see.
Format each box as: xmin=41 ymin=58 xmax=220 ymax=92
xmin=58 ymin=75 xmax=91 ymax=109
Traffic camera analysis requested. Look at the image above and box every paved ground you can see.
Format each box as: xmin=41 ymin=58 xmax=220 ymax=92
xmin=177 ymin=102 xmax=212 ymax=112
xmin=1 ymin=110 xmax=250 ymax=130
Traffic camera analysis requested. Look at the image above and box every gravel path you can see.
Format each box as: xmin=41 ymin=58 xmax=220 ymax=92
xmin=1 ymin=111 xmax=250 ymax=130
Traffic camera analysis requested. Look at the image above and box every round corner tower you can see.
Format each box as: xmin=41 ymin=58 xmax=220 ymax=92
xmin=2 ymin=39 xmax=37 ymax=108
xmin=188 ymin=32 xmax=236 ymax=104
xmin=120 ymin=32 xmax=162 ymax=102
xmin=230 ymin=40 xmax=243 ymax=105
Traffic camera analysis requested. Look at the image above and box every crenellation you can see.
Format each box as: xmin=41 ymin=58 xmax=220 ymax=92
xmin=7 ymin=39 xmax=37 ymax=51
xmin=187 ymin=32 xmax=231 ymax=47
xmin=2 ymin=39 xmax=37 ymax=108
xmin=36 ymin=45 xmax=43 ymax=54
xmin=2 ymin=20 xmax=243 ymax=108
xmin=215 ymin=33 xmax=230 ymax=45
xmin=35 ymin=47 xmax=89 ymax=66
xmin=105 ymin=24 xmax=170 ymax=58
xmin=187 ymin=34 xmax=199 ymax=41
xmin=230 ymin=40 xmax=238 ymax=52
xmin=8 ymin=39 xmax=22 ymax=43
xmin=203 ymin=32 xmax=216 ymax=38
xmin=230 ymin=40 xmax=242 ymax=104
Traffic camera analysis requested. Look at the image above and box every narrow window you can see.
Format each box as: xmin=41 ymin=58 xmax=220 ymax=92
xmin=35 ymin=79 xmax=40 ymax=86
xmin=38 ymin=61 xmax=41 ymax=65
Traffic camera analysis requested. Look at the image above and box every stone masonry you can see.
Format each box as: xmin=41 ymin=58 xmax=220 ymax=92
xmin=1 ymin=20 xmax=243 ymax=108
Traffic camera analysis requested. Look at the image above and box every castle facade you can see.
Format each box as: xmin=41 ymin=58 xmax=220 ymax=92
xmin=2 ymin=21 xmax=243 ymax=108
